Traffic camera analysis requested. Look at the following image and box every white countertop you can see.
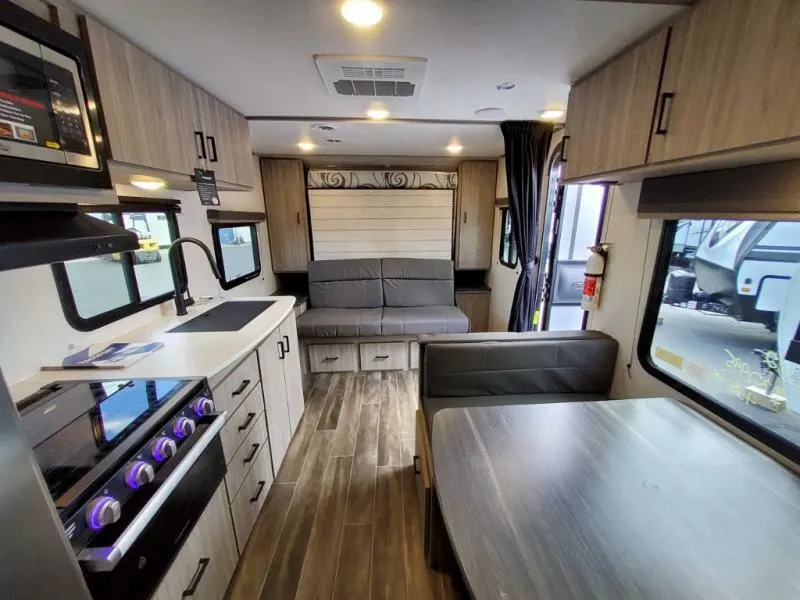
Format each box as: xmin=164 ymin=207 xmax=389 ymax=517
xmin=11 ymin=296 xmax=296 ymax=403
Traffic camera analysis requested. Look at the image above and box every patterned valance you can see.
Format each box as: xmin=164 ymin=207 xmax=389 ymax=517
xmin=307 ymin=170 xmax=458 ymax=190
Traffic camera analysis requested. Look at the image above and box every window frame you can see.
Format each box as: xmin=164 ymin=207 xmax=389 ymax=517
xmin=637 ymin=219 xmax=800 ymax=466
xmin=211 ymin=222 xmax=261 ymax=290
xmin=52 ymin=201 xmax=186 ymax=332
xmin=498 ymin=207 xmax=518 ymax=269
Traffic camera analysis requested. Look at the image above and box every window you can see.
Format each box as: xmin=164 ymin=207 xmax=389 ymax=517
xmin=52 ymin=203 xmax=184 ymax=331
xmin=499 ymin=207 xmax=518 ymax=268
xmin=211 ymin=223 xmax=261 ymax=290
xmin=639 ymin=218 xmax=800 ymax=463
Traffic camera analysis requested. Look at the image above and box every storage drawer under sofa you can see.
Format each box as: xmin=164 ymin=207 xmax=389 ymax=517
xmin=308 ymin=343 xmax=359 ymax=372
xmin=360 ymin=342 xmax=408 ymax=371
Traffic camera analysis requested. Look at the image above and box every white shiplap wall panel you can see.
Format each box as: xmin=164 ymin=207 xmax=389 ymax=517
xmin=309 ymin=189 xmax=454 ymax=260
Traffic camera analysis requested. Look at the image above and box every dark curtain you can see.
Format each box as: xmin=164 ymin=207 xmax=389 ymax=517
xmin=501 ymin=121 xmax=554 ymax=332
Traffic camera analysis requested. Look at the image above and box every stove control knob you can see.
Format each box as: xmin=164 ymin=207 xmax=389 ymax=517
xmin=192 ymin=396 xmax=215 ymax=417
xmin=172 ymin=417 xmax=196 ymax=440
xmin=151 ymin=437 xmax=178 ymax=463
xmin=86 ymin=496 xmax=122 ymax=531
xmin=124 ymin=461 xmax=155 ymax=489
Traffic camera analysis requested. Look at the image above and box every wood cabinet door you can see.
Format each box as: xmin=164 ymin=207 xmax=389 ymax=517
xmin=563 ymin=28 xmax=668 ymax=180
xmin=195 ymin=89 xmax=237 ymax=184
xmin=456 ymin=290 xmax=490 ymax=332
xmin=261 ymin=158 xmax=311 ymax=272
xmin=279 ymin=314 xmax=305 ymax=436
xmin=227 ymin=106 xmax=255 ymax=187
xmin=257 ymin=330 xmax=292 ymax=474
xmin=456 ymin=161 xmax=497 ymax=270
xmin=649 ymin=0 xmax=800 ymax=163
xmin=158 ymin=70 xmax=203 ymax=175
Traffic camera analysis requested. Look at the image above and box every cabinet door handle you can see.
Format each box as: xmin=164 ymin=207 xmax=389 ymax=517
xmin=413 ymin=455 xmax=421 ymax=475
xmin=250 ymin=481 xmax=266 ymax=503
xmin=238 ymin=412 xmax=256 ymax=431
xmin=243 ymin=443 xmax=260 ymax=464
xmin=278 ymin=340 xmax=285 ymax=360
xmin=561 ymin=135 xmax=570 ymax=162
xmin=295 ymin=212 xmax=301 ymax=225
xmin=463 ymin=212 xmax=467 ymax=224
xmin=206 ymin=135 xmax=218 ymax=162
xmin=182 ymin=558 xmax=210 ymax=597
xmin=375 ymin=354 xmax=390 ymax=360
xmin=232 ymin=379 xmax=250 ymax=396
xmin=322 ymin=356 xmax=339 ymax=362
xmin=194 ymin=131 xmax=207 ymax=160
xmin=282 ymin=335 xmax=290 ymax=353
xmin=655 ymin=92 xmax=675 ymax=135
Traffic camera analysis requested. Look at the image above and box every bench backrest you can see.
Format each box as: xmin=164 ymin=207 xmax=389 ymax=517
xmin=381 ymin=258 xmax=455 ymax=307
xmin=308 ymin=259 xmax=383 ymax=308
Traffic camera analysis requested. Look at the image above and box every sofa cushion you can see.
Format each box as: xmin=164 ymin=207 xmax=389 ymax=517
xmin=381 ymin=258 xmax=455 ymax=307
xmin=381 ymin=306 xmax=469 ymax=335
xmin=423 ymin=393 xmax=608 ymax=435
xmin=308 ymin=259 xmax=383 ymax=309
xmin=296 ymin=308 xmax=383 ymax=338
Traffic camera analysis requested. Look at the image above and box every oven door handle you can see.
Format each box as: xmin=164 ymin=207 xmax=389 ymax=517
xmin=77 ymin=411 xmax=227 ymax=572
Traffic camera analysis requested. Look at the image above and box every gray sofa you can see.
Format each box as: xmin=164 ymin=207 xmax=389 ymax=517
xmin=296 ymin=258 xmax=470 ymax=338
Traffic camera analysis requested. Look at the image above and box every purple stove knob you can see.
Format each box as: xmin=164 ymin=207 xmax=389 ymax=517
xmin=192 ymin=396 xmax=214 ymax=417
xmin=172 ymin=417 xmax=196 ymax=440
xmin=151 ymin=436 xmax=177 ymax=462
xmin=124 ymin=461 xmax=155 ymax=489
xmin=86 ymin=496 xmax=121 ymax=531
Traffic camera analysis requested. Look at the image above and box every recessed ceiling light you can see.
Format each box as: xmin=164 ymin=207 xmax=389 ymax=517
xmin=131 ymin=179 xmax=165 ymax=191
xmin=446 ymin=140 xmax=463 ymax=154
xmin=496 ymin=81 xmax=516 ymax=91
xmin=297 ymin=141 xmax=316 ymax=152
xmin=341 ymin=0 xmax=383 ymax=27
xmin=366 ymin=107 xmax=390 ymax=120
xmin=538 ymin=108 xmax=566 ymax=121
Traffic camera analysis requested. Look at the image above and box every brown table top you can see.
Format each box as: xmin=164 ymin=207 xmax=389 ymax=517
xmin=432 ymin=398 xmax=800 ymax=600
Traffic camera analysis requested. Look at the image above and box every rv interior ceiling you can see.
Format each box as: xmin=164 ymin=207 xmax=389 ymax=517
xmin=2 ymin=0 xmax=800 ymax=599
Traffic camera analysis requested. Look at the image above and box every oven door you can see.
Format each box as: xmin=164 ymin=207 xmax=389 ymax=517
xmin=80 ymin=414 xmax=226 ymax=600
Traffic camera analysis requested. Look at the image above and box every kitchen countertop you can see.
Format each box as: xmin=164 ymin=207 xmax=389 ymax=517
xmin=11 ymin=296 xmax=296 ymax=403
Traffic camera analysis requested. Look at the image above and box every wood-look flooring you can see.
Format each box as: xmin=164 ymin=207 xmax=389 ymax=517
xmin=226 ymin=371 xmax=462 ymax=600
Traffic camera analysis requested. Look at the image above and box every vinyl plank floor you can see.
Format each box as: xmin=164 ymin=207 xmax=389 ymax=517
xmin=333 ymin=523 xmax=373 ymax=600
xmin=362 ymin=371 xmax=382 ymax=405
xmin=372 ymin=465 xmax=407 ymax=600
xmin=317 ymin=374 xmax=354 ymax=431
xmin=344 ymin=403 xmax=379 ymax=525
xmin=331 ymin=373 xmax=364 ymax=456
xmin=377 ymin=372 xmax=402 ymax=467
xmin=396 ymin=371 xmax=417 ymax=439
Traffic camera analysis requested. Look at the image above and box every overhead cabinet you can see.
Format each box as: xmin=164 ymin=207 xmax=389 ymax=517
xmin=456 ymin=161 xmax=497 ymax=270
xmin=261 ymin=158 xmax=311 ymax=272
xmin=81 ymin=16 xmax=253 ymax=187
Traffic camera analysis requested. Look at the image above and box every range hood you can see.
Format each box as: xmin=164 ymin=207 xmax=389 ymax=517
xmin=0 ymin=203 xmax=138 ymax=272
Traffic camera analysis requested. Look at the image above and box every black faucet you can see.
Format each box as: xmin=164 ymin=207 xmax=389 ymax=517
xmin=168 ymin=237 xmax=222 ymax=316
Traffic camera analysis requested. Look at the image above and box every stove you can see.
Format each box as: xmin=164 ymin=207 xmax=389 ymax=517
xmin=19 ymin=377 xmax=227 ymax=600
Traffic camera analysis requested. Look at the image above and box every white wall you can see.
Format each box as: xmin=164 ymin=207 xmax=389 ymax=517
xmin=0 ymin=156 xmax=278 ymax=385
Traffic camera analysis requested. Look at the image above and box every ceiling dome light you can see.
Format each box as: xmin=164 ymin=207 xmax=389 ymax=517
xmin=538 ymin=108 xmax=566 ymax=121
xmin=446 ymin=140 xmax=463 ymax=154
xmin=341 ymin=0 xmax=383 ymax=27
xmin=297 ymin=141 xmax=316 ymax=152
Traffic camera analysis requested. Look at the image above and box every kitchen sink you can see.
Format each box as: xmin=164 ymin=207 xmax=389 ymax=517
xmin=167 ymin=300 xmax=275 ymax=333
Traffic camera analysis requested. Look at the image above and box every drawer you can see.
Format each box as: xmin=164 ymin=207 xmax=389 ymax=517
xmin=225 ymin=412 xmax=269 ymax=499
xmin=360 ymin=342 xmax=409 ymax=371
xmin=150 ymin=484 xmax=238 ymax=600
xmin=213 ymin=352 xmax=260 ymax=415
xmin=308 ymin=343 xmax=358 ymax=372
xmin=219 ymin=383 xmax=263 ymax=464
xmin=229 ymin=441 xmax=273 ymax=552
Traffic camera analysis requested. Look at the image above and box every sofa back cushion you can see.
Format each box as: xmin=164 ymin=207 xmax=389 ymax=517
xmin=308 ymin=259 xmax=383 ymax=308
xmin=421 ymin=331 xmax=618 ymax=397
xmin=381 ymin=258 xmax=455 ymax=307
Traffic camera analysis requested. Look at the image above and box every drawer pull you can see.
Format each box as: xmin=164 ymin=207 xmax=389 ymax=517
xmin=413 ymin=455 xmax=421 ymax=475
xmin=561 ymin=135 xmax=570 ymax=162
xmin=283 ymin=334 xmax=291 ymax=353
xmin=375 ymin=355 xmax=390 ymax=360
xmin=182 ymin=557 xmax=210 ymax=597
xmin=243 ymin=443 xmax=260 ymax=464
xmin=238 ymin=412 xmax=256 ymax=431
xmin=232 ymin=379 xmax=251 ymax=396
xmin=250 ymin=481 xmax=266 ymax=503
xmin=194 ymin=131 xmax=207 ymax=159
xmin=655 ymin=92 xmax=675 ymax=135
xmin=278 ymin=341 xmax=285 ymax=360
xmin=322 ymin=356 xmax=339 ymax=362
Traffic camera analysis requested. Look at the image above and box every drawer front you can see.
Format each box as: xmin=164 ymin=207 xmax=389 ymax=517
xmin=230 ymin=441 xmax=274 ymax=552
xmin=219 ymin=383 xmax=263 ymax=464
xmin=213 ymin=352 xmax=260 ymax=415
xmin=150 ymin=484 xmax=238 ymax=600
xmin=225 ymin=412 xmax=268 ymax=499
xmin=308 ymin=343 xmax=358 ymax=372
xmin=360 ymin=342 xmax=409 ymax=371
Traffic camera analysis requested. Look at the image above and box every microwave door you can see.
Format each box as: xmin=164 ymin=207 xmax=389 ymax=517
xmin=0 ymin=24 xmax=67 ymax=165
xmin=40 ymin=45 xmax=98 ymax=170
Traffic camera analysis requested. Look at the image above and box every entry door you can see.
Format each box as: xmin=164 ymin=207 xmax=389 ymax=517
xmin=534 ymin=151 xmax=607 ymax=331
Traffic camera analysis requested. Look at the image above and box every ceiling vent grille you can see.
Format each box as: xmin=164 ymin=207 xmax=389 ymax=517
xmin=315 ymin=55 xmax=427 ymax=100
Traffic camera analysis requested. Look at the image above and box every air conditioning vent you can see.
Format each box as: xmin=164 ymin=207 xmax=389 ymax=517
xmin=315 ymin=55 xmax=427 ymax=100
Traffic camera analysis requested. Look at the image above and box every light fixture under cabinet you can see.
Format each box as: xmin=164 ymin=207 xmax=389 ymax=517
xmin=538 ymin=108 xmax=566 ymax=121
xmin=297 ymin=141 xmax=316 ymax=152
xmin=131 ymin=179 xmax=166 ymax=191
xmin=446 ymin=140 xmax=463 ymax=154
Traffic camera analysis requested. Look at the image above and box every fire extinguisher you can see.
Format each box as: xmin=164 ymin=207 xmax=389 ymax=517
xmin=582 ymin=245 xmax=609 ymax=311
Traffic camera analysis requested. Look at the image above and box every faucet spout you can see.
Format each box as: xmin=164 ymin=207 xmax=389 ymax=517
xmin=168 ymin=237 xmax=222 ymax=316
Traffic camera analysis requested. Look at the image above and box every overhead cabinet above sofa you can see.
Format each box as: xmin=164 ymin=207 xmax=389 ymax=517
xmin=563 ymin=0 xmax=800 ymax=183
xmin=81 ymin=16 xmax=253 ymax=188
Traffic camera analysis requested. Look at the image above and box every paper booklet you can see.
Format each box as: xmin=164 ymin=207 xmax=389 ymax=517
xmin=42 ymin=342 xmax=164 ymax=370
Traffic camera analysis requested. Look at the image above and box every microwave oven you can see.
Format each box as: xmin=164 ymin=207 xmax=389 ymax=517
xmin=0 ymin=1 xmax=109 ymax=189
